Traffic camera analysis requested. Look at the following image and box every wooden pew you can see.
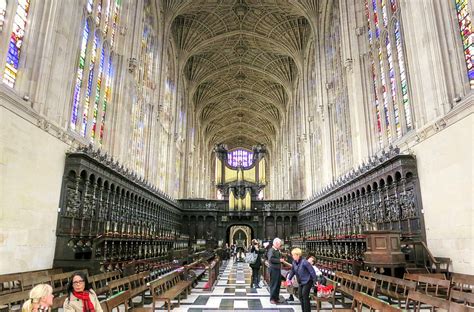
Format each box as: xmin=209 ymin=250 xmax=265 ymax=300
xmin=332 ymin=291 xmax=402 ymax=312
xmin=101 ymin=290 xmax=131 ymax=312
xmin=451 ymin=273 xmax=474 ymax=293
xmin=0 ymin=273 xmax=22 ymax=295
xmin=134 ymin=271 xmax=192 ymax=312
xmin=128 ymin=271 xmax=149 ymax=307
xmin=450 ymin=290 xmax=474 ymax=307
xmin=88 ymin=271 xmax=122 ymax=297
xmin=449 ymin=301 xmax=474 ymax=312
xmin=0 ymin=290 xmax=29 ymax=312
xmin=311 ymin=272 xmax=377 ymax=312
xmin=405 ymin=289 xmax=450 ymax=311
xmin=50 ymin=272 xmax=72 ymax=296
xmin=334 ymin=271 xmax=377 ymax=304
xmin=416 ymin=275 xmax=451 ymax=299
xmin=359 ymin=270 xmax=417 ymax=307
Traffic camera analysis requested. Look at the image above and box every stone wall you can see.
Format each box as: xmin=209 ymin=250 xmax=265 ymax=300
xmin=0 ymin=102 xmax=68 ymax=274
xmin=413 ymin=114 xmax=473 ymax=274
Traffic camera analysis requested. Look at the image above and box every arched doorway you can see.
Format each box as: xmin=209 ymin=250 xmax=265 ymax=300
xmin=228 ymin=225 xmax=252 ymax=248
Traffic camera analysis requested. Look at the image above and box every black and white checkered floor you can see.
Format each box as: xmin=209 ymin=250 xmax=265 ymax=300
xmin=156 ymin=259 xmax=336 ymax=311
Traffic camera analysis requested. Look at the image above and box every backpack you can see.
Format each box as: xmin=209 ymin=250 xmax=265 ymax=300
xmin=245 ymin=252 xmax=258 ymax=264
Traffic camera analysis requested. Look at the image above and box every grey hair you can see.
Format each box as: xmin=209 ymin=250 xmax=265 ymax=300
xmin=273 ymin=237 xmax=281 ymax=245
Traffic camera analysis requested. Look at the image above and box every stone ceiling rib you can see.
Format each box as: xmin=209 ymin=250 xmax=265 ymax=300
xmin=169 ymin=0 xmax=313 ymax=149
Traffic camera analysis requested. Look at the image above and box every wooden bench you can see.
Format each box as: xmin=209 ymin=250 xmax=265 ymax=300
xmin=334 ymin=271 xmax=377 ymax=304
xmin=403 ymin=273 xmax=446 ymax=281
xmin=50 ymin=272 xmax=73 ymax=296
xmin=332 ymin=291 xmax=402 ymax=312
xmin=88 ymin=271 xmax=122 ymax=297
xmin=108 ymin=275 xmax=131 ymax=295
xmin=451 ymin=273 xmax=474 ymax=293
xmin=405 ymin=289 xmax=450 ymax=311
xmin=449 ymin=301 xmax=474 ymax=312
xmin=127 ymin=271 xmax=149 ymax=307
xmin=311 ymin=272 xmax=377 ymax=312
xmin=416 ymin=275 xmax=451 ymax=299
xmin=134 ymin=271 xmax=192 ymax=312
xmin=360 ymin=270 xmax=416 ymax=307
xmin=184 ymin=260 xmax=207 ymax=285
xmin=101 ymin=290 xmax=131 ymax=312
xmin=450 ymin=290 xmax=474 ymax=307
xmin=0 ymin=290 xmax=29 ymax=312
xmin=0 ymin=273 xmax=22 ymax=295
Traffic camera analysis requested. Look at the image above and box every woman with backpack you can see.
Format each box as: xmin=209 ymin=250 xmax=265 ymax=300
xmin=249 ymin=239 xmax=263 ymax=288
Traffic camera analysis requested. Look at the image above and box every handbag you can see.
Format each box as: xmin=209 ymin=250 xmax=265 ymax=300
xmin=245 ymin=252 xmax=258 ymax=264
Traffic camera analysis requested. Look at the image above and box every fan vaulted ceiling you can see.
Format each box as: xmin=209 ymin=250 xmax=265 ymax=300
xmin=167 ymin=0 xmax=314 ymax=150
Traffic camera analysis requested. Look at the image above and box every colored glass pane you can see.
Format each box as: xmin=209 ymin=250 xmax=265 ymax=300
xmin=92 ymin=46 xmax=105 ymax=140
xmin=395 ymin=20 xmax=412 ymax=129
xmin=455 ymin=0 xmax=474 ymax=89
xmin=227 ymin=149 xmax=253 ymax=167
xmin=81 ymin=32 xmax=99 ymax=137
xmin=3 ymin=0 xmax=30 ymax=88
xmin=71 ymin=20 xmax=90 ymax=129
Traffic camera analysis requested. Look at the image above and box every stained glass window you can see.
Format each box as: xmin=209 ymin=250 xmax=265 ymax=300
xmin=227 ymin=149 xmax=253 ymax=167
xmin=365 ymin=0 xmax=412 ymax=148
xmin=3 ymin=0 xmax=30 ymax=88
xmin=129 ymin=0 xmax=156 ymax=177
xmin=0 ymin=0 xmax=7 ymax=32
xmin=326 ymin=0 xmax=352 ymax=175
xmin=70 ymin=0 xmax=121 ymax=144
xmin=455 ymin=0 xmax=473 ymax=89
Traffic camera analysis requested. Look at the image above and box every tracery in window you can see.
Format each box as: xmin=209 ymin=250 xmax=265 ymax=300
xmin=130 ymin=0 xmax=156 ymax=177
xmin=326 ymin=0 xmax=352 ymax=175
xmin=0 ymin=0 xmax=7 ymax=32
xmin=3 ymin=0 xmax=30 ymax=88
xmin=157 ymin=47 xmax=176 ymax=190
xmin=365 ymin=0 xmax=413 ymax=148
xmin=70 ymin=0 xmax=121 ymax=145
xmin=455 ymin=0 xmax=473 ymax=89
xmin=227 ymin=148 xmax=253 ymax=167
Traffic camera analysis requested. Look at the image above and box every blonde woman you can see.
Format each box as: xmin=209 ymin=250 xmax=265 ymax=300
xmin=22 ymin=284 xmax=54 ymax=312
xmin=287 ymin=248 xmax=316 ymax=312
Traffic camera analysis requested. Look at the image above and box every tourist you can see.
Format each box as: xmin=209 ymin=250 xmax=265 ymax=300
xmin=63 ymin=271 xmax=103 ymax=312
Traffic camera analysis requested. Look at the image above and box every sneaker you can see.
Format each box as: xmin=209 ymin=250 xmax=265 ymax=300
xmin=270 ymin=299 xmax=278 ymax=304
xmin=287 ymin=295 xmax=294 ymax=301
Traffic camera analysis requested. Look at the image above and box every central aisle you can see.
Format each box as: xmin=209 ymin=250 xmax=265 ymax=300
xmin=171 ymin=259 xmax=303 ymax=311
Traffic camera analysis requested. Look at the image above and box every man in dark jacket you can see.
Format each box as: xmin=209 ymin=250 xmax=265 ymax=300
xmin=267 ymin=237 xmax=285 ymax=304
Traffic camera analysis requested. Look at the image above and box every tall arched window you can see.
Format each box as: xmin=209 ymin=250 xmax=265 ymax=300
xmin=326 ymin=0 xmax=352 ymax=175
xmin=454 ymin=0 xmax=473 ymax=89
xmin=130 ymin=0 xmax=157 ymax=177
xmin=157 ymin=46 xmax=176 ymax=190
xmin=3 ymin=0 xmax=31 ymax=88
xmin=70 ymin=0 xmax=121 ymax=145
xmin=365 ymin=0 xmax=413 ymax=148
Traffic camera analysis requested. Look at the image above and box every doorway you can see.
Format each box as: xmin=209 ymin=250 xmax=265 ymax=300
xmin=228 ymin=225 xmax=252 ymax=248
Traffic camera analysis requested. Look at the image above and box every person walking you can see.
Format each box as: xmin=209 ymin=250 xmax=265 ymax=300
xmin=249 ymin=239 xmax=263 ymax=288
xmin=267 ymin=237 xmax=285 ymax=304
xmin=287 ymin=248 xmax=317 ymax=312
